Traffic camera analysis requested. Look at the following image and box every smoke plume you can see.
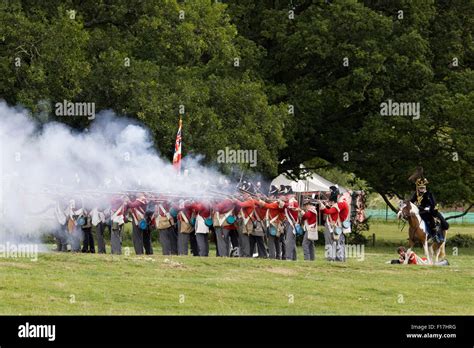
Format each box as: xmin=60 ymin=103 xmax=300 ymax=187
xmin=0 ymin=101 xmax=229 ymax=243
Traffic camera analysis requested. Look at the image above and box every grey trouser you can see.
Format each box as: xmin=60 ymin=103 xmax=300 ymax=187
xmin=132 ymin=222 xmax=144 ymax=255
xmin=143 ymin=227 xmax=153 ymax=255
xmin=158 ymin=226 xmax=175 ymax=255
xmin=229 ymin=229 xmax=239 ymax=249
xmin=267 ymin=234 xmax=281 ymax=259
xmin=81 ymin=227 xmax=94 ymax=252
xmin=238 ymin=228 xmax=251 ymax=257
xmin=178 ymin=233 xmax=190 ymax=255
xmin=215 ymin=227 xmax=231 ymax=257
xmin=69 ymin=227 xmax=82 ymax=252
xmin=171 ymin=225 xmax=178 ymax=254
xmin=249 ymin=235 xmax=267 ymax=258
xmin=111 ymin=223 xmax=122 ymax=255
xmin=190 ymin=231 xmax=199 ymax=256
xmin=177 ymin=220 xmax=192 ymax=255
xmin=55 ymin=226 xmax=68 ymax=252
xmin=302 ymin=231 xmax=315 ymax=261
xmin=96 ymin=222 xmax=109 ymax=254
xmin=324 ymin=225 xmax=345 ymax=261
xmin=283 ymin=221 xmax=297 ymax=261
xmin=195 ymin=233 xmax=209 ymax=256
xmin=280 ymin=236 xmax=286 ymax=260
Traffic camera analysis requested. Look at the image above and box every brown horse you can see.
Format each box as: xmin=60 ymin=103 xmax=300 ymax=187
xmin=397 ymin=200 xmax=446 ymax=264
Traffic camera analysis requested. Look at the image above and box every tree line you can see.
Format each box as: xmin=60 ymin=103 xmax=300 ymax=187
xmin=1 ymin=0 xmax=472 ymax=212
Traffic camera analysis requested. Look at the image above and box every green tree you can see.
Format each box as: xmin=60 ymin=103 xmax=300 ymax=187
xmin=226 ymin=0 xmax=473 ymax=213
xmin=0 ymin=0 xmax=287 ymax=176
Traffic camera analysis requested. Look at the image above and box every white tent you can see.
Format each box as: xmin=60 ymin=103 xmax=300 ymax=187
xmin=270 ymin=170 xmax=347 ymax=193
xmin=271 ymin=173 xmax=326 ymax=192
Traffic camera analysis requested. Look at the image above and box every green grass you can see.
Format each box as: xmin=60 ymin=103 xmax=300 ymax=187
xmin=0 ymin=222 xmax=472 ymax=315
xmin=367 ymin=220 xmax=474 ymax=239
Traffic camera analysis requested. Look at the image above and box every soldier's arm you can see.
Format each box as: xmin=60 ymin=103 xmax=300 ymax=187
xmin=234 ymin=199 xmax=253 ymax=208
xmin=301 ymin=211 xmax=311 ymax=221
xmin=263 ymin=201 xmax=279 ymax=209
xmin=322 ymin=206 xmax=338 ymax=214
xmin=126 ymin=199 xmax=143 ymax=209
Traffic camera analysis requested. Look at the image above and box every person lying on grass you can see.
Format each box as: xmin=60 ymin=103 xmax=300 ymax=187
xmin=388 ymin=246 xmax=449 ymax=266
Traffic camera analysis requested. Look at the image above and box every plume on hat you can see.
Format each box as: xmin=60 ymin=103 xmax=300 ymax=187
xmin=408 ymin=166 xmax=429 ymax=187
xmin=408 ymin=166 xmax=424 ymax=182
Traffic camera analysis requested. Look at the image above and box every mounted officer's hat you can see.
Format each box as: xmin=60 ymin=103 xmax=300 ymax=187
xmin=409 ymin=166 xmax=428 ymax=188
xmin=415 ymin=177 xmax=429 ymax=188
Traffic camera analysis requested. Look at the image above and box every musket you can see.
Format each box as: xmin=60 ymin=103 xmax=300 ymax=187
xmin=207 ymin=189 xmax=237 ymax=199
xmin=237 ymin=187 xmax=265 ymax=199
xmin=21 ymin=189 xmax=221 ymax=202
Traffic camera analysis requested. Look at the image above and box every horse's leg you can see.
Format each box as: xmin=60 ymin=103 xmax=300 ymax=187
xmin=433 ymin=243 xmax=440 ymax=264
xmin=429 ymin=244 xmax=435 ymax=263
xmin=423 ymin=239 xmax=432 ymax=265
xmin=407 ymin=226 xmax=416 ymax=251
xmin=441 ymin=230 xmax=447 ymax=259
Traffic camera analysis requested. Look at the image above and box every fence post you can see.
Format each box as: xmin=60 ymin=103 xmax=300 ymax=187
xmin=385 ymin=204 xmax=388 ymax=222
xmin=372 ymin=233 xmax=376 ymax=247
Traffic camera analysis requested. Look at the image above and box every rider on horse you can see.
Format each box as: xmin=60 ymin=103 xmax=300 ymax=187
xmin=410 ymin=177 xmax=449 ymax=242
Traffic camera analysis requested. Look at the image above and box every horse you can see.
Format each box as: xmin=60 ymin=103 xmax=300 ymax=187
xmin=397 ymin=200 xmax=447 ymax=264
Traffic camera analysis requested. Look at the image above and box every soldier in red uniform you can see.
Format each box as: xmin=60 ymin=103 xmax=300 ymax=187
xmin=282 ymin=195 xmax=300 ymax=261
xmin=234 ymin=194 xmax=256 ymax=257
xmin=397 ymin=246 xmax=428 ymax=264
xmin=155 ymin=198 xmax=176 ymax=255
xmin=110 ymin=195 xmax=126 ymax=255
xmin=213 ymin=198 xmax=236 ymax=257
xmin=125 ymin=193 xmax=148 ymax=255
xmin=320 ymin=186 xmax=349 ymax=261
xmin=191 ymin=200 xmax=212 ymax=256
xmin=391 ymin=246 xmax=449 ymax=266
xmin=301 ymin=200 xmax=318 ymax=261
xmin=251 ymin=195 xmax=268 ymax=258
xmin=176 ymin=200 xmax=194 ymax=255
xmin=259 ymin=198 xmax=285 ymax=259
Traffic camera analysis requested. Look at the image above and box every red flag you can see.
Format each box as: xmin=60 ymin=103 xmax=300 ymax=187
xmin=172 ymin=117 xmax=182 ymax=173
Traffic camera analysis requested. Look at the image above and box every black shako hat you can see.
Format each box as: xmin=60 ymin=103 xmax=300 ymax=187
xmin=329 ymin=185 xmax=340 ymax=202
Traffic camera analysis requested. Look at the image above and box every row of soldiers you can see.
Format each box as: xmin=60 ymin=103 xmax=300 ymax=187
xmin=53 ymin=186 xmax=351 ymax=261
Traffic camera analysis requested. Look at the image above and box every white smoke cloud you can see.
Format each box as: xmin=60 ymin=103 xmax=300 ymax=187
xmin=0 ymin=101 xmax=230 ymax=243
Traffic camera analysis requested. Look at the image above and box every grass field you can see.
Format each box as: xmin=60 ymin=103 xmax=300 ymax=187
xmin=0 ymin=222 xmax=472 ymax=315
